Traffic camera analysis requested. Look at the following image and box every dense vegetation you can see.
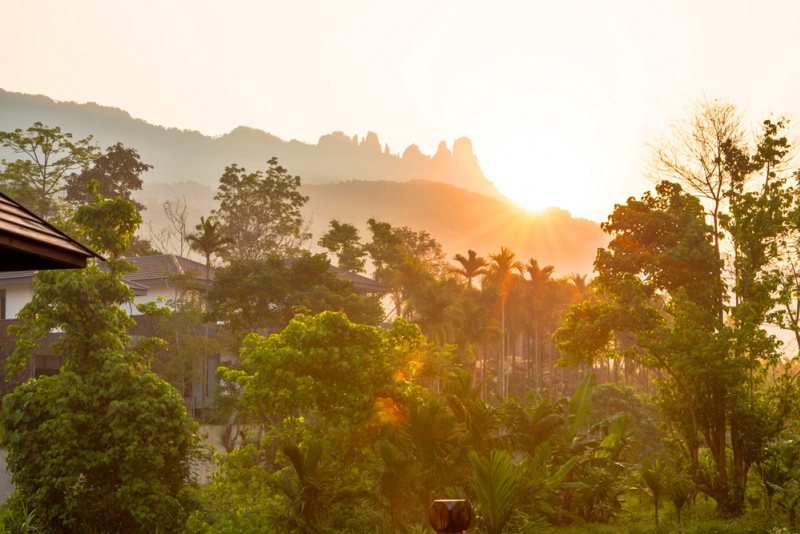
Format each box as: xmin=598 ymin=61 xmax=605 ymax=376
xmin=1 ymin=98 xmax=800 ymax=533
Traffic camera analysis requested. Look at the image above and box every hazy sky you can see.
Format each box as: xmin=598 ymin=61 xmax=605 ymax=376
xmin=1 ymin=0 xmax=799 ymax=220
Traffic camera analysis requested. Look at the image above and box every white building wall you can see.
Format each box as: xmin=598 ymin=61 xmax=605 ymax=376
xmin=128 ymin=283 xmax=183 ymax=316
xmin=4 ymin=283 xmax=34 ymax=318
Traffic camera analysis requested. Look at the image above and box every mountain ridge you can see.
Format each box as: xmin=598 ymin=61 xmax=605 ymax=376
xmin=0 ymin=89 xmax=501 ymax=198
xmin=0 ymin=89 xmax=607 ymax=276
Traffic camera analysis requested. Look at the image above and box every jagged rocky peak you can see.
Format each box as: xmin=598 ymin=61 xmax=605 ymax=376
xmin=402 ymin=143 xmax=428 ymax=161
xmin=453 ymin=137 xmax=476 ymax=162
xmin=318 ymin=131 xmax=358 ymax=146
xmin=433 ymin=140 xmax=452 ymax=162
xmin=359 ymin=131 xmax=382 ymax=152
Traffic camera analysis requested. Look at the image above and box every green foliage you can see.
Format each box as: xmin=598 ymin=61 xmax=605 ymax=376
xmin=0 ymin=122 xmax=97 ymax=220
xmin=555 ymin=127 xmax=798 ymax=513
xmin=6 ymin=262 xmax=134 ymax=378
xmin=213 ymin=157 xmax=310 ymax=261
xmin=0 ymin=191 xmax=202 ymax=532
xmin=470 ymin=450 xmax=520 ymax=534
xmin=72 ymin=192 xmax=143 ymax=259
xmin=0 ymin=358 xmax=201 ymax=533
xmin=207 ymin=253 xmax=384 ymax=346
xmin=318 ymin=219 xmax=367 ymax=273
xmin=591 ymin=384 xmax=664 ymax=462
xmin=149 ymin=295 xmax=223 ymax=414
xmin=64 ymin=141 xmax=151 ymax=212
xmin=232 ymin=311 xmax=423 ymax=433
xmin=186 ymin=215 xmax=232 ymax=275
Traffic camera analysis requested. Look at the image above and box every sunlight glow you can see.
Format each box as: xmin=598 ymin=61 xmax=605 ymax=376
xmin=482 ymin=130 xmax=600 ymax=218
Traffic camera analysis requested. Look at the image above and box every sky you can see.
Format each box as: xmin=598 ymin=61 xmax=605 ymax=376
xmin=1 ymin=0 xmax=799 ymax=221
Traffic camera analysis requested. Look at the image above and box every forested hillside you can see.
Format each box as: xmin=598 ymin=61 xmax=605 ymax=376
xmin=142 ymin=179 xmax=606 ymax=276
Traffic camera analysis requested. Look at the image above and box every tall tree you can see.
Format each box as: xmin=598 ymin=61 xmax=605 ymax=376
xmin=486 ymin=247 xmax=523 ymax=398
xmin=525 ymin=259 xmax=556 ymax=392
xmin=186 ymin=215 xmax=232 ymax=281
xmin=450 ymin=249 xmax=489 ymax=289
xmin=0 ymin=122 xmax=97 ymax=220
xmin=556 ymin=112 xmax=796 ymax=516
xmin=318 ymin=219 xmax=367 ymax=273
xmin=214 ymin=157 xmax=310 ymax=261
xmin=64 ymin=142 xmax=152 ymax=212
xmin=207 ymin=253 xmax=383 ymax=347
xmin=365 ymin=218 xmax=445 ymax=317
xmin=1 ymin=191 xmax=201 ymax=532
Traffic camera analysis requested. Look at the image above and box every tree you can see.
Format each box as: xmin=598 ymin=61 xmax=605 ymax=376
xmin=0 ymin=122 xmax=97 ymax=220
xmin=486 ymin=247 xmax=523 ymax=398
xmin=555 ymin=111 xmax=797 ymax=516
xmin=0 ymin=192 xmax=201 ymax=532
xmin=413 ymin=277 xmax=460 ymax=346
xmin=214 ymin=157 xmax=310 ymax=261
xmin=207 ymin=253 xmax=383 ymax=347
xmin=64 ymin=142 xmax=152 ymax=212
xmin=318 ymin=219 xmax=367 ymax=273
xmin=450 ymin=249 xmax=488 ymax=289
xmin=187 ymin=215 xmax=232 ymax=281
xmin=230 ymin=311 xmax=426 ymax=435
xmin=364 ymin=218 xmax=445 ymax=319
xmin=525 ymin=259 xmax=556 ymax=392
xmin=647 ymin=98 xmax=744 ymax=262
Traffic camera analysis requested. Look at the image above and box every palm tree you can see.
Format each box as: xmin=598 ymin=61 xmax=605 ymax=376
xmin=391 ymin=256 xmax=433 ymax=321
xmin=567 ymin=273 xmax=588 ymax=299
xmin=637 ymin=459 xmax=668 ymax=526
xmin=414 ymin=278 xmax=459 ymax=346
xmin=450 ymin=249 xmax=488 ymax=289
xmin=186 ymin=216 xmax=232 ymax=282
xmin=525 ymin=259 xmax=555 ymax=392
xmin=487 ymin=247 xmax=523 ymax=398
xmin=455 ymin=297 xmax=499 ymax=393
xmin=469 ymin=450 xmax=519 ymax=534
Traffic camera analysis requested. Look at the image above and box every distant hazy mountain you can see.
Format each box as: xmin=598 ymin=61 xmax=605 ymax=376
xmin=0 ymin=89 xmax=607 ymax=276
xmin=0 ymin=89 xmax=500 ymax=198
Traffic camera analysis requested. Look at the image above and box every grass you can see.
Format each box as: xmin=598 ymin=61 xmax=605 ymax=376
xmin=548 ymin=495 xmax=790 ymax=534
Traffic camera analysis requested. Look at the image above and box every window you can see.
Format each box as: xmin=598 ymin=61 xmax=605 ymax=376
xmin=0 ymin=289 xmax=5 ymax=320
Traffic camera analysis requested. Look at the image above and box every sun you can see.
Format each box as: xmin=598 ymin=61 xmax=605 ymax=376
xmin=481 ymin=130 xmax=599 ymax=219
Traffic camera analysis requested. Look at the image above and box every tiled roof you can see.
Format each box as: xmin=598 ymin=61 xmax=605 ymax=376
xmin=329 ymin=265 xmax=390 ymax=294
xmin=0 ymin=270 xmax=35 ymax=282
xmin=0 ymin=255 xmax=210 ymax=293
xmin=0 ymin=192 xmax=101 ymax=271
xmin=282 ymin=257 xmax=389 ymax=294
xmin=125 ymin=255 xmax=213 ymax=282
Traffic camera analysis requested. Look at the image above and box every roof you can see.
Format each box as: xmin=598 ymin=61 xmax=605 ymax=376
xmin=125 ymin=254 xmax=213 ymax=282
xmin=0 ymin=255 xmax=207 ymax=295
xmin=329 ymin=265 xmax=390 ymax=294
xmin=0 ymin=192 xmax=102 ymax=271
xmin=0 ymin=270 xmax=35 ymax=283
xmin=281 ymin=257 xmax=389 ymax=294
